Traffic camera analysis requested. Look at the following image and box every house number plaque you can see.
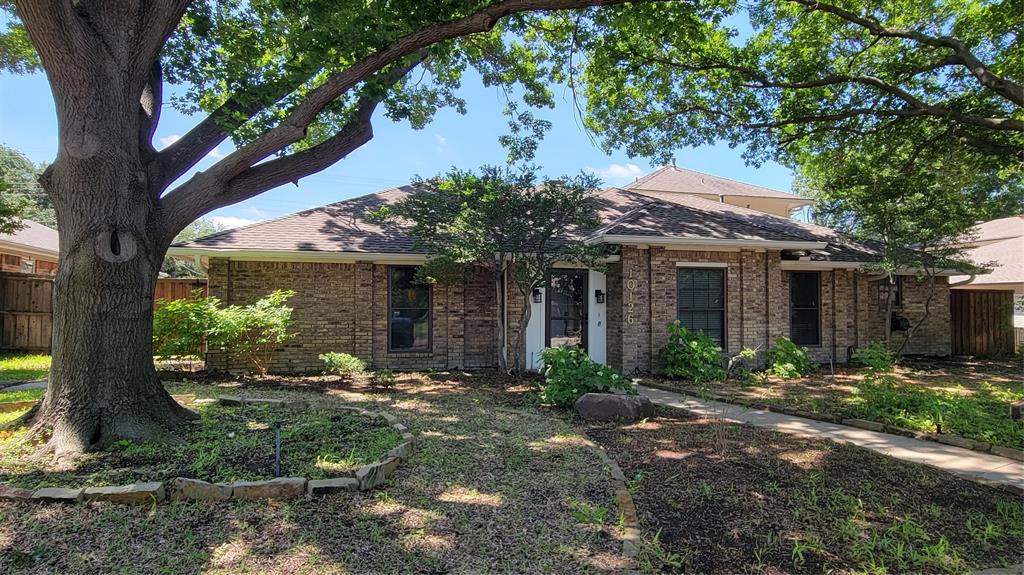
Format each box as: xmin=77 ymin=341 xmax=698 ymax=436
xmin=626 ymin=268 xmax=638 ymax=325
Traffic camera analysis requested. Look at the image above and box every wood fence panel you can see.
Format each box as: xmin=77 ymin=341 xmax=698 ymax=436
xmin=950 ymin=290 xmax=1014 ymax=357
xmin=0 ymin=272 xmax=207 ymax=352
xmin=0 ymin=272 xmax=55 ymax=352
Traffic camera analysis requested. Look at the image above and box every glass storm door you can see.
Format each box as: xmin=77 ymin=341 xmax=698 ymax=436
xmin=546 ymin=270 xmax=588 ymax=350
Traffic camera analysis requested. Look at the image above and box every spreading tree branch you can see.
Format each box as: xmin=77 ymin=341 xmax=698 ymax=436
xmin=161 ymin=0 xmax=638 ymax=228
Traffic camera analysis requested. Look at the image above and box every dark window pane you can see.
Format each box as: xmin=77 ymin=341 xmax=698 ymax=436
xmin=677 ymin=268 xmax=725 ymax=347
xmin=789 ymin=272 xmax=820 ymax=345
xmin=389 ymin=266 xmax=430 ymax=350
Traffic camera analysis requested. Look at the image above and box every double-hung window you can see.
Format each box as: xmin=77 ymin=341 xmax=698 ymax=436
xmin=676 ymin=267 xmax=725 ymax=347
xmin=389 ymin=266 xmax=431 ymax=351
xmin=789 ymin=272 xmax=820 ymax=346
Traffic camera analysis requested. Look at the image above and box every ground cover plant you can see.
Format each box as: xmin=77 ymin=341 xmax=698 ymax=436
xmin=0 ymin=354 xmax=49 ymax=383
xmin=0 ymin=372 xmax=625 ymax=574
xmin=0 ymin=394 xmax=401 ymax=489
xmin=646 ymin=358 xmax=1024 ymax=449
xmin=583 ymin=406 xmax=1024 ymax=574
xmin=320 ymin=352 xmax=368 ymax=378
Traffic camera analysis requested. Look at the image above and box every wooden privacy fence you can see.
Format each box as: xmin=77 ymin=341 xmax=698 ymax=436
xmin=0 ymin=273 xmax=207 ymax=352
xmin=950 ymin=289 xmax=1015 ymax=357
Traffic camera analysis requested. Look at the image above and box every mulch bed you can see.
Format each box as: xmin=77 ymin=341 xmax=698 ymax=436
xmin=582 ymin=406 xmax=1024 ymax=574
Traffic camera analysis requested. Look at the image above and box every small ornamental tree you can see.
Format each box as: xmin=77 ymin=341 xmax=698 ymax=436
xmin=214 ymin=290 xmax=297 ymax=376
xmin=371 ymin=165 xmax=604 ymax=373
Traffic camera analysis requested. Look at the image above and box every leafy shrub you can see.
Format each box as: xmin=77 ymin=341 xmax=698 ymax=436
xmin=371 ymin=369 xmax=397 ymax=388
xmin=656 ymin=321 xmax=725 ymax=383
xmin=727 ymin=347 xmax=759 ymax=381
xmin=320 ymin=352 xmax=367 ymax=378
xmin=211 ymin=290 xmax=297 ymax=376
xmin=154 ymin=289 xmax=297 ymax=375
xmin=153 ymin=290 xmax=221 ymax=361
xmin=852 ymin=341 xmax=897 ymax=374
xmin=767 ymin=337 xmax=815 ymax=379
xmin=539 ymin=346 xmax=635 ymax=407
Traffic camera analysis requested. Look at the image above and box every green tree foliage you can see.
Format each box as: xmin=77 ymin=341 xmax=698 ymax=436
xmin=0 ymin=144 xmax=54 ymax=229
xmin=161 ymin=218 xmax=221 ymax=278
xmin=371 ymin=165 xmax=605 ymax=372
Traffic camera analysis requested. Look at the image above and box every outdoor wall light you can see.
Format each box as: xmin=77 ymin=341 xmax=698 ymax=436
xmin=594 ymin=289 xmax=605 ymax=303
xmin=532 ymin=288 xmax=543 ymax=303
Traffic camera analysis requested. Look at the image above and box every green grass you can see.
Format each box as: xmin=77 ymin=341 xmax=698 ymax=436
xmin=0 ymin=400 xmax=402 ymax=488
xmin=846 ymin=375 xmax=1024 ymax=448
xmin=0 ymin=387 xmax=44 ymax=403
xmin=0 ymin=353 xmax=50 ymax=382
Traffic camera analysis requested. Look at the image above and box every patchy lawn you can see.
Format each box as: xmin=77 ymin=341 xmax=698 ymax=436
xmin=645 ymin=358 xmax=1024 ymax=448
xmin=0 ymin=388 xmax=44 ymax=404
xmin=0 ymin=372 xmax=627 ymax=574
xmin=0 ymin=398 xmax=403 ymax=488
xmin=0 ymin=354 xmax=50 ymax=383
xmin=583 ymin=406 xmax=1024 ymax=575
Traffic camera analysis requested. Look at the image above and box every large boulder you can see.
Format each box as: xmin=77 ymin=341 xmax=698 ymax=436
xmin=575 ymin=393 xmax=654 ymax=422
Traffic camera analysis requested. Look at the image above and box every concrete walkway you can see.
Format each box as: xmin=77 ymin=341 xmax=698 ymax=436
xmin=1 ymin=380 xmax=47 ymax=392
xmin=639 ymin=385 xmax=1024 ymax=494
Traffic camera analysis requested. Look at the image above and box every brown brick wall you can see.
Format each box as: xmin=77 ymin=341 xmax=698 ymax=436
xmin=205 ymin=259 xmax=498 ymax=373
xmin=605 ymin=246 xmax=952 ymax=373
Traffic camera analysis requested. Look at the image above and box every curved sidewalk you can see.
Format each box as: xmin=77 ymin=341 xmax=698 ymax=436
xmin=639 ymin=385 xmax=1024 ymax=494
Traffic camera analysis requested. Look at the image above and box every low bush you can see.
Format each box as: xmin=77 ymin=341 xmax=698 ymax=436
xmin=372 ymin=369 xmax=397 ymax=388
xmin=656 ymin=321 xmax=725 ymax=383
xmin=767 ymin=337 xmax=815 ymax=379
xmin=852 ymin=341 xmax=897 ymax=374
xmin=153 ymin=289 xmax=297 ymax=375
xmin=153 ymin=290 xmax=221 ymax=361
xmin=539 ymin=347 xmax=635 ymax=407
xmin=320 ymin=352 xmax=367 ymax=378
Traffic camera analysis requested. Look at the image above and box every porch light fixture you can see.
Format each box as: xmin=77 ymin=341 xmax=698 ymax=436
xmin=532 ymin=288 xmax=542 ymax=303
xmin=594 ymin=289 xmax=605 ymax=303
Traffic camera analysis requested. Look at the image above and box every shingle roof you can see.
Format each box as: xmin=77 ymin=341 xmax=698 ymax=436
xmin=0 ymin=219 xmax=59 ymax=256
xmin=951 ymin=216 xmax=1024 ymax=286
xmin=182 ymin=187 xmax=422 ymax=253
xmin=174 ymin=169 xmax=879 ymax=263
xmin=627 ymin=166 xmax=811 ymax=203
xmin=969 ymin=215 xmax=1024 ymax=244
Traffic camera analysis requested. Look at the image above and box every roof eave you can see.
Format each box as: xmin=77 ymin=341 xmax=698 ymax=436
xmin=587 ymin=234 xmax=828 ymax=251
xmin=167 ymin=246 xmax=429 ymax=263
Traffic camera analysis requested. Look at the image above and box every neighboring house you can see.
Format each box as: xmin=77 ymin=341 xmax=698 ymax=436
xmin=169 ymin=166 xmax=954 ymax=374
xmin=0 ymin=219 xmax=59 ymax=276
xmin=950 ymin=215 xmax=1024 ymax=332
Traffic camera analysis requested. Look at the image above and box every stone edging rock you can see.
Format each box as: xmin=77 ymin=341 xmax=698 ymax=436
xmin=0 ymin=395 xmax=416 ymax=505
xmin=641 ymin=381 xmax=1024 ymax=462
xmin=579 ymin=435 xmax=642 ymax=564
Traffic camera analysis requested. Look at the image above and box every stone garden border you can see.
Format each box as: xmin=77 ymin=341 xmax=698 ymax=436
xmin=641 ymin=381 xmax=1024 ymax=462
xmin=0 ymin=395 xmax=416 ymax=505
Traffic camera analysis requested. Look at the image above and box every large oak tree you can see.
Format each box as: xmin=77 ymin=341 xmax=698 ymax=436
xmin=4 ymin=0 xmax=693 ymax=459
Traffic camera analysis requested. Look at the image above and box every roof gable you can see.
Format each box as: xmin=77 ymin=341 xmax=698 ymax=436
xmin=626 ymin=166 xmax=809 ymax=203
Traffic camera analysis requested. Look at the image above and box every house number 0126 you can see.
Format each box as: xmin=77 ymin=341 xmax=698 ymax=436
xmin=626 ymin=269 xmax=638 ymax=325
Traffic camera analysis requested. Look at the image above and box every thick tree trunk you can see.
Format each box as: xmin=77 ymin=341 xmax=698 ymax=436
xmin=27 ymin=49 xmax=194 ymax=459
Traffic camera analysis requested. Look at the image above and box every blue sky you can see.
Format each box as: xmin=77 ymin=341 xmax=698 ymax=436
xmin=0 ymin=67 xmax=796 ymax=230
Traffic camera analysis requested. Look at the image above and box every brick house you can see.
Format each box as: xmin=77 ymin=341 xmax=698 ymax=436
xmin=169 ymin=166 xmax=953 ymax=374
xmin=0 ymin=219 xmax=59 ymax=276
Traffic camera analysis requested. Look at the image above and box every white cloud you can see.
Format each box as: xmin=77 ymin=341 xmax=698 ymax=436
xmin=158 ymin=134 xmax=224 ymax=160
xmin=159 ymin=134 xmax=181 ymax=149
xmin=434 ymin=134 xmax=448 ymax=147
xmin=211 ymin=216 xmax=257 ymax=229
xmin=585 ymin=163 xmax=644 ymax=186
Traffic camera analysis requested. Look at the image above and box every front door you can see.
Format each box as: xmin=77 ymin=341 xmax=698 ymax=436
xmin=546 ymin=269 xmax=588 ymax=350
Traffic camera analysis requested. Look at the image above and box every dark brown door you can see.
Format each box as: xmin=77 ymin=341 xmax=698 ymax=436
xmin=546 ymin=269 xmax=588 ymax=350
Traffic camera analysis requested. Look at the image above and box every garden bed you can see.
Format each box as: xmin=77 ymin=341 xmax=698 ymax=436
xmin=0 ymin=396 xmax=403 ymax=490
xmin=582 ymin=406 xmax=1024 ymax=574
xmin=643 ymin=358 xmax=1024 ymax=450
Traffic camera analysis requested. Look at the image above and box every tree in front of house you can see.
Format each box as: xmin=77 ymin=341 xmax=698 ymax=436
xmin=3 ymin=0 xmax=699 ymax=458
xmin=371 ymin=166 xmax=604 ymax=373
xmin=0 ymin=144 xmax=56 ymax=229
xmin=161 ymin=218 xmax=221 ymax=278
